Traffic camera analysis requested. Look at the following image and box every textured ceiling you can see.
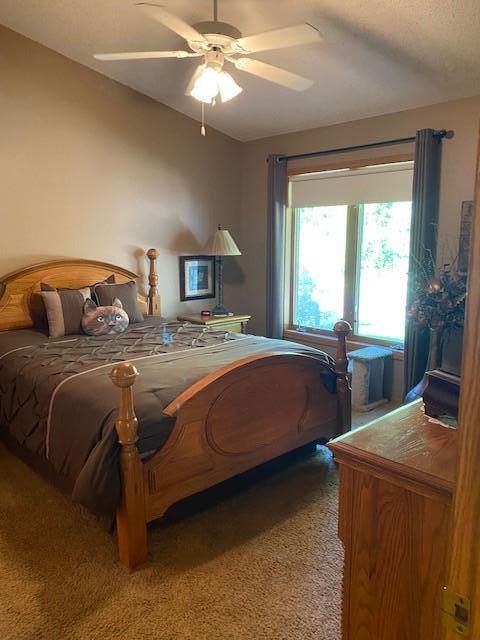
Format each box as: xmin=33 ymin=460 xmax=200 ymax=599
xmin=1 ymin=0 xmax=480 ymax=141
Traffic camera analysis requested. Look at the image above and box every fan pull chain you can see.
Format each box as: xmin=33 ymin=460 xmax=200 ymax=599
xmin=201 ymin=102 xmax=206 ymax=136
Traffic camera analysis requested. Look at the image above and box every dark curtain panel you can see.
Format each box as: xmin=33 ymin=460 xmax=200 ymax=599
xmin=404 ymin=129 xmax=442 ymax=397
xmin=266 ymin=154 xmax=288 ymax=338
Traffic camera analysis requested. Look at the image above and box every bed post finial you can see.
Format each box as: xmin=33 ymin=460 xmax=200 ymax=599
xmin=146 ymin=248 xmax=160 ymax=316
xmin=110 ymin=362 xmax=147 ymax=569
xmin=333 ymin=320 xmax=352 ymax=433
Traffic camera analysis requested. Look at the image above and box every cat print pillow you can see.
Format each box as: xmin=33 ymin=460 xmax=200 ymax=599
xmin=81 ymin=298 xmax=129 ymax=336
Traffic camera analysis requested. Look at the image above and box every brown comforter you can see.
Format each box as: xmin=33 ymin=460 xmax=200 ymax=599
xmin=0 ymin=318 xmax=335 ymax=520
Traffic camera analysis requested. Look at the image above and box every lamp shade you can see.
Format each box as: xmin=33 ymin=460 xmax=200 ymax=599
xmin=204 ymin=225 xmax=241 ymax=256
xmin=190 ymin=66 xmax=219 ymax=104
xmin=217 ymin=71 xmax=242 ymax=102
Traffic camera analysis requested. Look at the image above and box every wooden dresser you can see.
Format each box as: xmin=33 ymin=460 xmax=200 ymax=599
xmin=329 ymin=401 xmax=457 ymax=640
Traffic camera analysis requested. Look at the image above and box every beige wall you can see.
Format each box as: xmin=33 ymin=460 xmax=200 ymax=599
xmin=0 ymin=26 xmax=241 ymax=318
xmin=237 ymin=96 xmax=480 ymax=335
xmin=2 ymin=25 xmax=479 ymax=334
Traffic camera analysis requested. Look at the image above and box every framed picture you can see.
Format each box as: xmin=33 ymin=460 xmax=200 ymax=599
xmin=179 ymin=255 xmax=216 ymax=301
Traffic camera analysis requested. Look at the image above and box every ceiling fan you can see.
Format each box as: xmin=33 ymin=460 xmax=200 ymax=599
xmin=94 ymin=1 xmax=322 ymax=108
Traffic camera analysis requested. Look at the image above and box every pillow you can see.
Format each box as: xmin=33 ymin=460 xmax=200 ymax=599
xmin=93 ymin=281 xmax=144 ymax=324
xmin=81 ymin=298 xmax=129 ymax=336
xmin=29 ymin=293 xmax=50 ymax=333
xmin=41 ymin=287 xmax=91 ymax=338
xmin=32 ymin=275 xmax=116 ymax=332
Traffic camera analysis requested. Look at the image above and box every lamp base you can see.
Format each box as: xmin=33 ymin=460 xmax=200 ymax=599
xmin=211 ymin=304 xmax=230 ymax=317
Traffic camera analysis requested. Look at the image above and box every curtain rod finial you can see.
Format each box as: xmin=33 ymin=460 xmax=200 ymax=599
xmin=435 ymin=129 xmax=455 ymax=140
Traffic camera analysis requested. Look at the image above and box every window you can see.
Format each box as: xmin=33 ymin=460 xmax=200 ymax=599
xmin=290 ymin=161 xmax=413 ymax=344
xmin=294 ymin=205 xmax=348 ymax=331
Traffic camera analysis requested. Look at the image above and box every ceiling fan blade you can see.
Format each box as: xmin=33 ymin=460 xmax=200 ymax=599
xmin=235 ymin=23 xmax=321 ymax=54
xmin=233 ymin=58 xmax=313 ymax=91
xmin=94 ymin=50 xmax=198 ymax=61
xmin=136 ymin=3 xmax=207 ymax=43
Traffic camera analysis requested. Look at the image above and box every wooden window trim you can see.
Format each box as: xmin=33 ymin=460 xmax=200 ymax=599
xmin=288 ymin=208 xmax=299 ymax=331
xmin=344 ymin=204 xmax=360 ymax=330
xmin=287 ymin=152 xmax=414 ymax=177
xmin=284 ymin=328 xmax=405 ymax=360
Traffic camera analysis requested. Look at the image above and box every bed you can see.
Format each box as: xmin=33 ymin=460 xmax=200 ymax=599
xmin=0 ymin=252 xmax=351 ymax=569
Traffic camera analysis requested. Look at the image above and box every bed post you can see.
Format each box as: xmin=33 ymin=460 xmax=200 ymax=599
xmin=146 ymin=248 xmax=161 ymax=316
xmin=110 ymin=362 xmax=148 ymax=570
xmin=333 ymin=320 xmax=352 ymax=433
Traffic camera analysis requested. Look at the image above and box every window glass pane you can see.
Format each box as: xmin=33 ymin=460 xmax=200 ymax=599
xmin=294 ymin=206 xmax=347 ymax=331
xmin=356 ymin=202 xmax=412 ymax=342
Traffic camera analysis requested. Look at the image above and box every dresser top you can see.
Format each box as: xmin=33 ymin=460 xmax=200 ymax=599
xmin=329 ymin=400 xmax=456 ymax=499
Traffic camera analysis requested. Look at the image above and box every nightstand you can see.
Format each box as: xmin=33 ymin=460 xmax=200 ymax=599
xmin=177 ymin=314 xmax=251 ymax=334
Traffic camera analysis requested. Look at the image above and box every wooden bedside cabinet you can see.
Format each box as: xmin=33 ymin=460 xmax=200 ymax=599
xmin=177 ymin=314 xmax=251 ymax=334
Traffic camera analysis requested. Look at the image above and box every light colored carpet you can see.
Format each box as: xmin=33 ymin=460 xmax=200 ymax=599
xmin=0 ymin=443 xmax=342 ymax=640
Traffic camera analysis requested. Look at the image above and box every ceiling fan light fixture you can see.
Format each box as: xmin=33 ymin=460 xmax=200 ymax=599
xmin=189 ymin=65 xmax=242 ymax=104
xmin=217 ymin=71 xmax=242 ymax=102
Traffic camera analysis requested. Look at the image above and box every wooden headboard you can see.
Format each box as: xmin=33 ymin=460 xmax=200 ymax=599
xmin=0 ymin=251 xmax=160 ymax=332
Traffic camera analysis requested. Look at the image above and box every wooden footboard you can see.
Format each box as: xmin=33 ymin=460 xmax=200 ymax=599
xmin=111 ymin=321 xmax=351 ymax=569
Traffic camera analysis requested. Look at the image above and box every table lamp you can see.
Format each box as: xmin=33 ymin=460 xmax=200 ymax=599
xmin=204 ymin=224 xmax=241 ymax=316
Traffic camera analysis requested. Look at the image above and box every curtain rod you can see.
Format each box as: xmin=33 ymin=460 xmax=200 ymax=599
xmin=278 ymin=129 xmax=453 ymax=163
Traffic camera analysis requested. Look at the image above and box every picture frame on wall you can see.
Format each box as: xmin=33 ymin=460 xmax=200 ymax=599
xmin=179 ymin=255 xmax=216 ymax=301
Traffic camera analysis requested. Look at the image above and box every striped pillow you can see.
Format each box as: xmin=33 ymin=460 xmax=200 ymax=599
xmin=41 ymin=288 xmax=91 ymax=338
